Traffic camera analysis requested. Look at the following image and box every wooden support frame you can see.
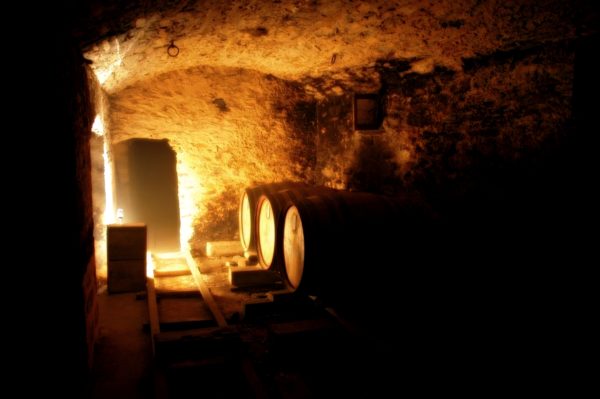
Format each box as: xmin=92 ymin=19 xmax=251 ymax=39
xmin=184 ymin=251 xmax=228 ymax=327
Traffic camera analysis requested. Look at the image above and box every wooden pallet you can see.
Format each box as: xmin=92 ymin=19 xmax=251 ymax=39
xmin=145 ymin=250 xmax=366 ymax=398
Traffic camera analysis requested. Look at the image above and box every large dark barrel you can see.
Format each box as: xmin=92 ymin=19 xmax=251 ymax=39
xmin=255 ymin=185 xmax=334 ymax=272
xmin=281 ymin=190 xmax=415 ymax=296
xmin=238 ymin=182 xmax=307 ymax=254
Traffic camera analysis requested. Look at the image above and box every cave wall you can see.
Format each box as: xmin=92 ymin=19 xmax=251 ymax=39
xmin=109 ymin=41 xmax=576 ymax=257
xmin=97 ymin=1 xmax=594 ymax=261
xmin=315 ymin=42 xmax=575 ymax=230
xmin=63 ymin=56 xmax=99 ymax=377
xmin=30 ymin=24 xmax=99 ymax=391
xmin=309 ymin=42 xmax=582 ymax=354
xmin=110 ymin=66 xmax=317 ymax=254
xmin=82 ymin=0 xmax=581 ymax=94
xmin=89 ymin=71 xmax=111 ymax=281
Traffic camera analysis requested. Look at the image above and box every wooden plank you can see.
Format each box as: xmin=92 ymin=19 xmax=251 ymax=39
xmin=136 ymin=290 xmax=200 ymax=300
xmin=155 ymin=327 xmax=239 ymax=365
xmin=241 ymin=297 xmax=276 ymax=321
xmin=184 ymin=252 xmax=228 ymax=327
xmin=108 ymin=259 xmax=146 ymax=293
xmin=159 ymin=319 xmax=215 ymax=331
xmin=146 ymin=271 xmax=160 ymax=356
xmin=241 ymin=357 xmax=269 ymax=399
xmin=107 ymin=224 xmax=147 ymax=260
xmin=153 ymin=367 xmax=169 ymax=399
xmin=155 ymin=326 xmax=230 ymax=342
xmin=167 ymin=356 xmax=228 ymax=370
xmin=266 ymin=289 xmax=296 ymax=303
xmin=157 ymin=290 xmax=204 ymax=298
xmin=325 ymin=308 xmax=360 ymax=336
xmin=230 ymin=266 xmax=283 ymax=288
xmin=206 ymin=240 xmax=243 ymax=257
xmin=154 ymin=269 xmax=191 ymax=278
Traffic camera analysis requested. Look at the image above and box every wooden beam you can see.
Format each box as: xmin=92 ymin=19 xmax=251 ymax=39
xmin=137 ymin=289 xmax=202 ymax=300
xmin=158 ymin=319 xmax=215 ymax=331
xmin=184 ymin=252 xmax=228 ymax=328
xmin=153 ymin=269 xmax=191 ymax=278
xmin=146 ymin=271 xmax=161 ymax=355
xmin=205 ymin=240 xmax=243 ymax=257
xmin=241 ymin=357 xmax=269 ymax=399
xmin=156 ymin=290 xmax=202 ymax=298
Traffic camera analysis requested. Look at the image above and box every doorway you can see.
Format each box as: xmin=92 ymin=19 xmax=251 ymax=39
xmin=114 ymin=138 xmax=181 ymax=252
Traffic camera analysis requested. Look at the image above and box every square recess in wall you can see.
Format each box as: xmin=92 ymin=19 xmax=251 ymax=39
xmin=354 ymin=93 xmax=383 ymax=131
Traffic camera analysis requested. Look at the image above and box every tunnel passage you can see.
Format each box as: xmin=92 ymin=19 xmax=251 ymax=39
xmin=113 ymin=138 xmax=180 ymax=252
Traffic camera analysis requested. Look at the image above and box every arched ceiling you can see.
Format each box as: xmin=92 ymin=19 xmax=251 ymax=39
xmin=80 ymin=0 xmax=583 ymax=94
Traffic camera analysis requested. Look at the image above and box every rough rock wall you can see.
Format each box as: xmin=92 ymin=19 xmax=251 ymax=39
xmin=110 ymin=66 xmax=316 ymax=254
xmin=66 ymin=55 xmax=99 ymax=376
xmin=83 ymin=0 xmax=580 ymax=93
xmin=89 ymin=71 xmax=111 ymax=281
xmin=34 ymin=28 xmax=99 ymax=386
xmin=314 ymin=42 xmax=574 ymax=219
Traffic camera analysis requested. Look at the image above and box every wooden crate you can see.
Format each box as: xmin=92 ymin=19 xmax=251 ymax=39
xmin=107 ymin=224 xmax=146 ymax=293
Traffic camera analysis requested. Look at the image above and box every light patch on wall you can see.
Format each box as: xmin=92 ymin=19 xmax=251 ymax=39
xmin=94 ymin=39 xmax=124 ymax=85
xmin=398 ymin=149 xmax=411 ymax=164
xmin=176 ymin=152 xmax=203 ymax=252
xmin=109 ymin=66 xmax=314 ymax=253
xmin=82 ymin=0 xmax=576 ymax=93
xmin=103 ymin=140 xmax=115 ymax=225
xmin=92 ymin=114 xmax=105 ymax=136
xmin=410 ymin=58 xmax=435 ymax=74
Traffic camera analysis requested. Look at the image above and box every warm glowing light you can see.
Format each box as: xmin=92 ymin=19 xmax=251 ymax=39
xmin=283 ymin=206 xmax=305 ymax=289
xmin=103 ymin=141 xmax=115 ymax=225
xmin=154 ymin=252 xmax=183 ymax=260
xmin=95 ymin=39 xmax=123 ymax=85
xmin=240 ymin=193 xmax=252 ymax=249
xmin=146 ymin=251 xmax=154 ymax=278
xmin=176 ymin=153 xmax=203 ymax=252
xmin=92 ymin=114 xmax=104 ymax=136
xmin=257 ymin=198 xmax=276 ymax=266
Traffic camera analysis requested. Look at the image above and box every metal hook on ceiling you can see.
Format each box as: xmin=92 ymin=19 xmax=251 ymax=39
xmin=167 ymin=40 xmax=179 ymax=57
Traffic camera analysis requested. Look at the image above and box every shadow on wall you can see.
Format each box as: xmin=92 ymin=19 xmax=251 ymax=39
xmin=346 ymin=136 xmax=403 ymax=195
xmin=283 ymin=100 xmax=318 ymax=177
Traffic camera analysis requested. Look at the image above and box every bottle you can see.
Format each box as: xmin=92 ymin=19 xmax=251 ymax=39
xmin=116 ymin=208 xmax=124 ymax=224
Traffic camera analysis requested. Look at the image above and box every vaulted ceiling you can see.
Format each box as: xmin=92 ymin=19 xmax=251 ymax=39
xmin=74 ymin=0 xmax=589 ymax=93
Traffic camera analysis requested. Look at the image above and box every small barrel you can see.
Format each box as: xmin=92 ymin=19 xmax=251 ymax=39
xmin=255 ymin=185 xmax=333 ymax=272
xmin=238 ymin=182 xmax=308 ymax=254
xmin=281 ymin=190 xmax=410 ymax=296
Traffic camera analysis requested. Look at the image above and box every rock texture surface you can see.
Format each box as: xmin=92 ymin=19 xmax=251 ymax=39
xmin=84 ymin=0 xmax=580 ymax=93
xmin=110 ymin=66 xmax=315 ymax=252
xmin=77 ymin=0 xmax=596 ymax=254
xmin=314 ymin=42 xmax=575 ymax=202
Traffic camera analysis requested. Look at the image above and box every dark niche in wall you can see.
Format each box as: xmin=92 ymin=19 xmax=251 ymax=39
xmin=353 ymin=93 xmax=384 ymax=131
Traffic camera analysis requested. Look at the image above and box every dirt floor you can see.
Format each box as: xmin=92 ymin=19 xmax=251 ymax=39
xmin=89 ymin=290 xmax=153 ymax=399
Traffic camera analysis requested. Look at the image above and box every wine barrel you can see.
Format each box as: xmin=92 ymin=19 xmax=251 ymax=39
xmin=238 ymin=182 xmax=308 ymax=254
xmin=255 ymin=185 xmax=334 ymax=272
xmin=281 ymin=190 xmax=409 ymax=295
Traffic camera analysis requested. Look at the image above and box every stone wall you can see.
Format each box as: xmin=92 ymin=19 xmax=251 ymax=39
xmin=81 ymin=0 xmax=580 ymax=93
xmin=89 ymin=70 xmax=111 ymax=281
xmin=314 ymin=42 xmax=574 ymax=226
xmin=33 ymin=24 xmax=99 ymax=391
xmin=108 ymin=40 xmax=576 ymax=257
xmin=110 ymin=66 xmax=317 ymax=254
